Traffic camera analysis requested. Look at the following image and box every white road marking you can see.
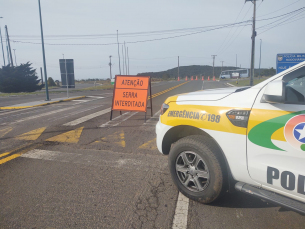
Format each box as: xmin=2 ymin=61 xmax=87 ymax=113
xmin=21 ymin=149 xmax=74 ymax=160
xmin=63 ymin=107 xmax=111 ymax=126
xmin=142 ymin=110 xmax=160 ymax=126
xmin=100 ymin=111 xmax=138 ymax=127
xmin=21 ymin=149 xmax=167 ymax=170
xmin=72 ymin=100 xmax=89 ymax=102
xmin=113 ymin=112 xmax=138 ymax=126
xmin=226 ymin=83 xmax=235 ymax=87
xmin=86 ymin=96 xmax=105 ymax=99
xmin=172 ymin=192 xmax=189 ymax=229
xmin=11 ymin=106 xmax=77 ymax=124
xmin=201 ymin=81 xmax=204 ymax=90
xmin=100 ymin=112 xmax=130 ymax=127
xmin=48 ymin=105 xmax=102 ymax=121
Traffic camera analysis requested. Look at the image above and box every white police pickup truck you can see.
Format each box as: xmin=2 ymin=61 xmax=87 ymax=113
xmin=156 ymin=62 xmax=305 ymax=214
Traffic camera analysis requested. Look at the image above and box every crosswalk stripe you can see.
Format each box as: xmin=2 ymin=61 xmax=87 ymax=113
xmin=11 ymin=106 xmax=76 ymax=124
xmin=63 ymin=108 xmax=111 ymax=126
xmin=86 ymin=96 xmax=105 ymax=99
xmin=15 ymin=127 xmax=46 ymax=141
xmin=45 ymin=127 xmax=84 ymax=143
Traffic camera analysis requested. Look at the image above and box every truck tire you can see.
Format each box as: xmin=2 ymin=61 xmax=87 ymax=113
xmin=168 ymin=135 xmax=227 ymax=204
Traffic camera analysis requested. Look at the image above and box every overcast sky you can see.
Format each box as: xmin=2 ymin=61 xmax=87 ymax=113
xmin=1 ymin=0 xmax=304 ymax=80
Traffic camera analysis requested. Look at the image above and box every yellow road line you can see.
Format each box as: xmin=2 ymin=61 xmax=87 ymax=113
xmin=0 ymin=152 xmax=10 ymax=158
xmin=138 ymin=138 xmax=157 ymax=150
xmin=0 ymin=154 xmax=21 ymax=165
xmin=0 ymin=143 xmax=41 ymax=165
xmin=148 ymin=81 xmax=189 ymax=99
xmin=0 ymin=96 xmax=86 ymax=110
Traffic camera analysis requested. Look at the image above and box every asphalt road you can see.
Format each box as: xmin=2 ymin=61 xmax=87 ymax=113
xmin=0 ymin=80 xmax=304 ymax=228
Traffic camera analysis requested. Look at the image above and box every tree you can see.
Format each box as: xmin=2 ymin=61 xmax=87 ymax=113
xmin=0 ymin=62 xmax=44 ymax=93
xmin=47 ymin=77 xmax=56 ymax=86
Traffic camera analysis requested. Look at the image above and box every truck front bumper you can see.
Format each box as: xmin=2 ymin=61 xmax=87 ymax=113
xmin=156 ymin=120 xmax=172 ymax=155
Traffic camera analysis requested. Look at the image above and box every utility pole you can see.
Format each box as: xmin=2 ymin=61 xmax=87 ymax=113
xmin=5 ymin=25 xmax=13 ymax=67
xmin=13 ymin=49 xmax=17 ymax=65
xmin=259 ymin=39 xmax=262 ymax=79
xmin=211 ymin=55 xmax=217 ymax=77
xmin=124 ymin=41 xmax=127 ymax=75
xmin=109 ymin=55 xmax=112 ymax=79
xmin=121 ymin=45 xmax=125 ymax=75
xmin=6 ymin=45 xmax=10 ymax=66
xmin=127 ymin=47 xmax=129 ymax=75
xmin=220 ymin=61 xmax=224 ymax=73
xmin=40 ymin=67 xmax=43 ymax=84
xmin=0 ymin=27 xmax=5 ymax=66
xmin=38 ymin=0 xmax=49 ymax=101
xmin=117 ymin=30 xmax=121 ymax=75
xmin=247 ymin=0 xmax=257 ymax=86
xmin=178 ymin=56 xmax=180 ymax=80
xmin=236 ymin=54 xmax=237 ymax=68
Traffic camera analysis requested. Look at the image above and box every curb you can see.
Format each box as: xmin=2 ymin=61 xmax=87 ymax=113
xmin=0 ymin=96 xmax=86 ymax=110
xmin=226 ymin=83 xmax=235 ymax=87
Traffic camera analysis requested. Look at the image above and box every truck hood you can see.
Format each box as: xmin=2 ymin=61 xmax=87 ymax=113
xmin=171 ymin=87 xmax=249 ymax=102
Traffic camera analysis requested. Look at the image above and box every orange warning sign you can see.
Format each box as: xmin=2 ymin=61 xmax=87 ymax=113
xmin=115 ymin=76 xmax=150 ymax=90
xmin=112 ymin=75 xmax=150 ymax=112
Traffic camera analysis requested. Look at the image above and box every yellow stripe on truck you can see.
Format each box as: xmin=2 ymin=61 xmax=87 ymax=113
xmin=161 ymin=102 xmax=249 ymax=135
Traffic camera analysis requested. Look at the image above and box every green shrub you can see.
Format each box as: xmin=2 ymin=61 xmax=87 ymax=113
xmin=0 ymin=62 xmax=44 ymax=93
xmin=47 ymin=77 xmax=56 ymax=86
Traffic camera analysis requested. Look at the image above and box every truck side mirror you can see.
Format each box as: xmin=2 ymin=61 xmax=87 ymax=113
xmin=262 ymin=80 xmax=285 ymax=104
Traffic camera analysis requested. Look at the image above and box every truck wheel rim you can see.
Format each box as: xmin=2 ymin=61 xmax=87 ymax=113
xmin=175 ymin=151 xmax=210 ymax=192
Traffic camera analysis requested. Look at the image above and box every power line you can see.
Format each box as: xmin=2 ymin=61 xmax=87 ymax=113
xmin=10 ymin=22 xmax=252 ymax=46
xmin=216 ymin=3 xmax=246 ymax=54
xmin=257 ymin=8 xmax=305 ymax=30
xmin=256 ymin=0 xmax=301 ymax=18
xmin=217 ymin=4 xmax=253 ymax=56
xmin=217 ymin=6 xmax=304 ymax=57
xmin=259 ymin=10 xmax=305 ymax=35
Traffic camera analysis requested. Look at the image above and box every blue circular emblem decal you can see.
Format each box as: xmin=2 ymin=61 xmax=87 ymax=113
xmin=293 ymin=122 xmax=305 ymax=143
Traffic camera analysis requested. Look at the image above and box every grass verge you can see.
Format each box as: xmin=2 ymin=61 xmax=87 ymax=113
xmin=229 ymin=77 xmax=269 ymax=87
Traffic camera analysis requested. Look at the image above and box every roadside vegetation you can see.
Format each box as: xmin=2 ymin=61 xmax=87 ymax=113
xmin=229 ymin=76 xmax=270 ymax=87
xmin=0 ymin=62 xmax=44 ymax=93
xmin=47 ymin=77 xmax=57 ymax=86
xmin=138 ymin=66 xmax=276 ymax=79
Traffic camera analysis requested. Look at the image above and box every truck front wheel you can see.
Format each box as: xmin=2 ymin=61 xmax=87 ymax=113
xmin=168 ymin=135 xmax=226 ymax=204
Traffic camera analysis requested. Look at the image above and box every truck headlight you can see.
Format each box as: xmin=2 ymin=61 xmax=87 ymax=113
xmin=226 ymin=110 xmax=250 ymax=128
xmin=161 ymin=103 xmax=169 ymax=115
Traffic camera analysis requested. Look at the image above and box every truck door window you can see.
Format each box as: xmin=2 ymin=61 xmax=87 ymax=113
xmin=285 ymin=75 xmax=305 ymax=104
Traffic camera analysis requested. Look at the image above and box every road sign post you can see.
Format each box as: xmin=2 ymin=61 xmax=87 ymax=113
xmin=110 ymin=75 xmax=152 ymax=122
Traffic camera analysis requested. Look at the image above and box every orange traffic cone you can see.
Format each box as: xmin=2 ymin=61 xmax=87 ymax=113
xmin=195 ymin=76 xmax=198 ymax=80
xmin=191 ymin=76 xmax=193 ymax=81
xmin=208 ymin=76 xmax=210 ymax=81
xmin=202 ymin=76 xmax=204 ymax=81
xmin=186 ymin=76 xmax=188 ymax=81
xmin=178 ymin=76 xmax=180 ymax=81
xmin=213 ymin=76 xmax=215 ymax=81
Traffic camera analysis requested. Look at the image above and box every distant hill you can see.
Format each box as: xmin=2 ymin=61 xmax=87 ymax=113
xmin=138 ymin=65 xmax=274 ymax=79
